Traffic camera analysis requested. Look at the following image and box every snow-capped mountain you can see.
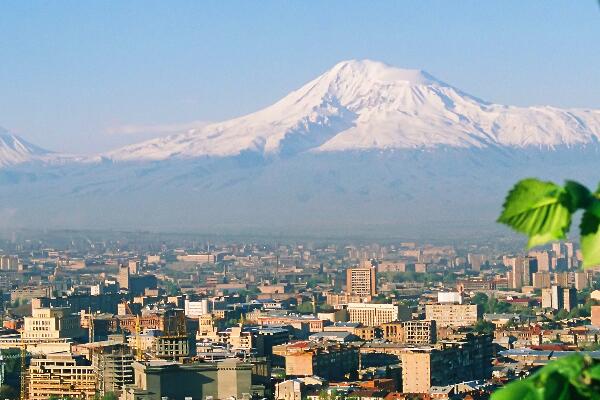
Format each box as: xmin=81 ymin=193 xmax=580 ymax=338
xmin=1 ymin=60 xmax=600 ymax=235
xmin=105 ymin=59 xmax=600 ymax=162
xmin=0 ymin=128 xmax=52 ymax=167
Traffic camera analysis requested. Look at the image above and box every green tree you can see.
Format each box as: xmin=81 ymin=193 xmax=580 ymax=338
xmin=473 ymin=319 xmax=495 ymax=335
xmin=296 ymin=302 xmax=314 ymax=314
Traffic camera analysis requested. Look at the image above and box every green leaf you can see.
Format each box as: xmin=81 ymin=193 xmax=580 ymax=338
xmin=498 ymin=179 xmax=572 ymax=248
xmin=581 ymin=202 xmax=600 ymax=269
xmin=564 ymin=180 xmax=593 ymax=211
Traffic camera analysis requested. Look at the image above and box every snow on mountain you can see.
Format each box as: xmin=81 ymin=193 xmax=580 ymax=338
xmin=105 ymin=59 xmax=600 ymax=162
xmin=0 ymin=127 xmax=52 ymax=167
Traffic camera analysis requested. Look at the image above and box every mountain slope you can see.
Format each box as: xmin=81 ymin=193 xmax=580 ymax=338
xmin=0 ymin=128 xmax=52 ymax=167
xmin=105 ymin=59 xmax=600 ymax=162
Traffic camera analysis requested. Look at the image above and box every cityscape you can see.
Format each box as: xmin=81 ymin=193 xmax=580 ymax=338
xmin=0 ymin=1 xmax=599 ymax=399
xmin=0 ymin=231 xmax=597 ymax=399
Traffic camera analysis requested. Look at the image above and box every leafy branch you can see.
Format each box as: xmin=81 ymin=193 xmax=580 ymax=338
xmin=491 ymin=354 xmax=600 ymax=400
xmin=498 ymin=178 xmax=600 ymax=268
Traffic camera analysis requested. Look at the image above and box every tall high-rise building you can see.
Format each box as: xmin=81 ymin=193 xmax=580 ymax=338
xmin=565 ymin=242 xmax=575 ymax=259
xmin=346 ymin=266 xmax=376 ymax=298
xmin=563 ymin=287 xmax=577 ymax=312
xmin=529 ymin=251 xmax=551 ymax=272
xmin=574 ymin=272 xmax=589 ymax=290
xmin=554 ymin=272 xmax=569 ymax=287
xmin=541 ymin=288 xmax=553 ymax=308
xmin=533 ymin=271 xmax=551 ymax=289
xmin=551 ymin=285 xmax=564 ymax=311
xmin=552 ymin=242 xmax=564 ymax=258
xmin=118 ymin=264 xmax=130 ymax=290
xmin=510 ymin=257 xmax=537 ymax=289
xmin=468 ymin=254 xmax=486 ymax=272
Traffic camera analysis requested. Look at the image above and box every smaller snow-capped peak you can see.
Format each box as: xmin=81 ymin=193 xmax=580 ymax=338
xmin=105 ymin=59 xmax=600 ymax=162
xmin=0 ymin=127 xmax=52 ymax=167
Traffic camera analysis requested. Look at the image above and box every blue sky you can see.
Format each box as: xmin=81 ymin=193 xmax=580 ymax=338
xmin=0 ymin=1 xmax=599 ymax=154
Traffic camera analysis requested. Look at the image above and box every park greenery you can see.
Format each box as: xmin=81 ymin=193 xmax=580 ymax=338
xmin=493 ymin=178 xmax=600 ymax=399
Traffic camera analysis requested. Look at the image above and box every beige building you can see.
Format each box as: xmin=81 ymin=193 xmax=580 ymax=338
xmin=424 ymin=304 xmax=478 ymax=328
xmin=23 ymin=307 xmax=84 ymax=340
xmin=382 ymin=320 xmax=436 ymax=344
xmin=533 ymin=271 xmax=551 ymax=289
xmin=347 ymin=303 xmax=408 ymax=326
xmin=346 ymin=267 xmax=376 ymax=298
xmin=28 ymin=353 xmax=96 ymax=400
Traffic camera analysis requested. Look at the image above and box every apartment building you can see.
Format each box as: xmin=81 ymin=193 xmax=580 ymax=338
xmin=346 ymin=266 xmax=377 ymax=298
xmin=400 ymin=334 xmax=492 ymax=394
xmin=424 ymin=304 xmax=478 ymax=328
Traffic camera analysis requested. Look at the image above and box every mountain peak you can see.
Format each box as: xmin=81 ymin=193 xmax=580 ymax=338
xmin=328 ymin=59 xmax=439 ymax=86
xmin=0 ymin=128 xmax=51 ymax=167
xmin=104 ymin=59 xmax=600 ymax=162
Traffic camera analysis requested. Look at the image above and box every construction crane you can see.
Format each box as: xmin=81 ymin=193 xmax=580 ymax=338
xmin=122 ymin=301 xmax=142 ymax=361
xmin=20 ymin=332 xmax=27 ymax=400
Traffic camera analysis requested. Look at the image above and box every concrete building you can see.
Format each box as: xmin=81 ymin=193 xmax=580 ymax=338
xmin=400 ymin=334 xmax=492 ymax=394
xmin=28 ymin=353 xmax=96 ymax=400
xmin=424 ymin=304 xmax=478 ymax=328
xmin=0 ymin=255 xmax=19 ymax=271
xmin=381 ymin=320 xmax=436 ymax=344
xmin=347 ymin=303 xmax=408 ymax=326
xmin=574 ymin=272 xmax=590 ymax=290
xmin=93 ymin=347 xmax=134 ymax=395
xmin=118 ymin=264 xmax=130 ymax=290
xmin=122 ymin=359 xmax=257 ymax=400
xmin=541 ymin=288 xmax=553 ymax=309
xmin=10 ymin=286 xmax=52 ymax=303
xmin=529 ymin=251 xmax=551 ymax=272
xmin=543 ymin=286 xmax=577 ymax=312
xmin=272 ymin=341 xmax=359 ymax=381
xmin=563 ymin=287 xmax=578 ymax=312
xmin=346 ymin=266 xmax=377 ymax=298
xmin=533 ymin=271 xmax=551 ymax=289
xmin=184 ymin=298 xmax=210 ymax=317
xmin=592 ymin=306 xmax=600 ymax=327
xmin=23 ymin=307 xmax=84 ymax=340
